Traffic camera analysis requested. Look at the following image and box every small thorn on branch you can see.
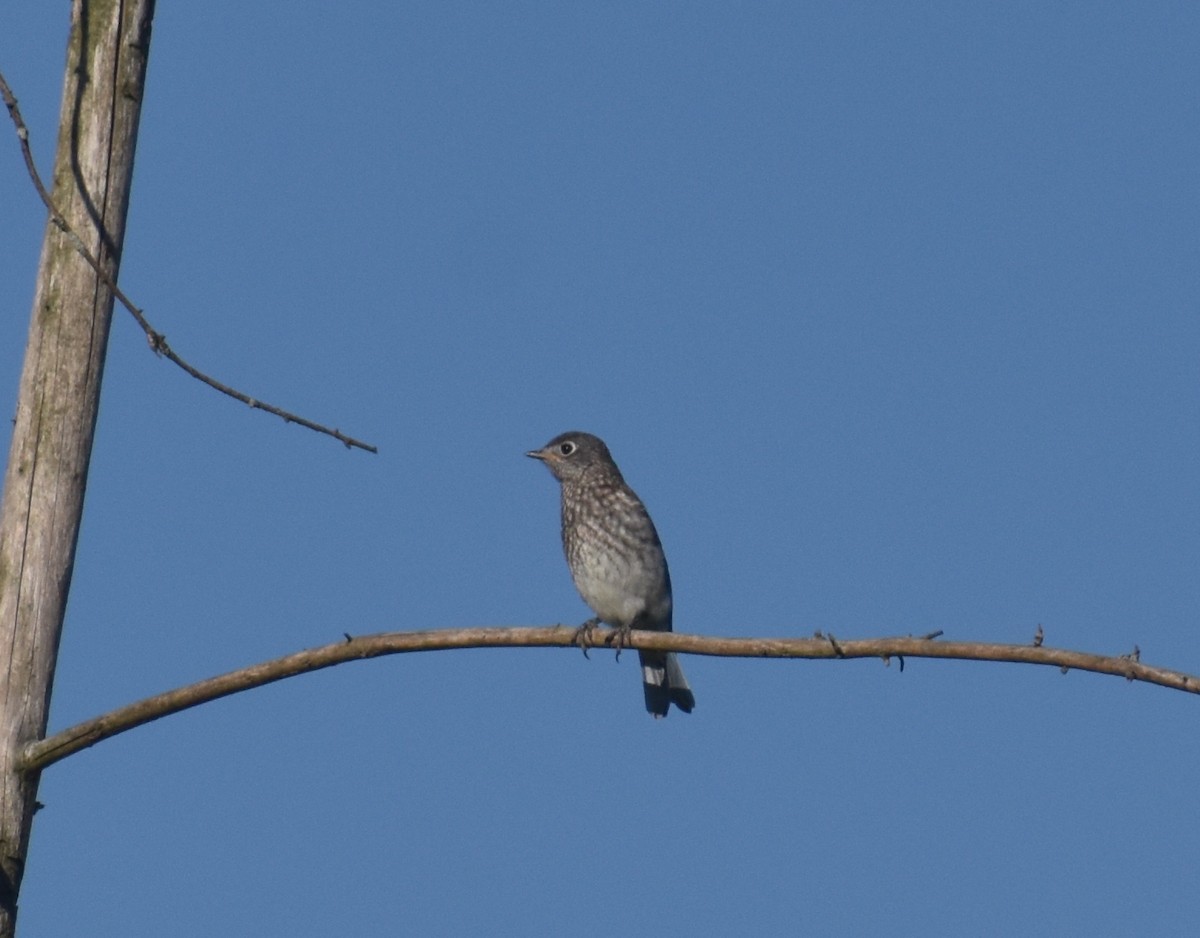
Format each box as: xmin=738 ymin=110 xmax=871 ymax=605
xmin=919 ymin=629 xmax=944 ymax=641
xmin=1119 ymin=645 xmax=1142 ymax=681
xmin=826 ymin=633 xmax=844 ymax=658
xmin=343 ymin=632 xmax=353 ymax=643
xmin=898 ymin=655 xmax=906 ymax=672
xmin=1034 ymin=624 xmax=1044 ymax=647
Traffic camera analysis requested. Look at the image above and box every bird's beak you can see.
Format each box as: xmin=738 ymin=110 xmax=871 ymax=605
xmin=526 ymin=448 xmax=547 ymax=461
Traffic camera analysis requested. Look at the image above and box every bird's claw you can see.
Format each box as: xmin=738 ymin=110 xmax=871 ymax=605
xmin=607 ymin=625 xmax=633 ymax=662
xmin=573 ymin=618 xmax=602 ymax=659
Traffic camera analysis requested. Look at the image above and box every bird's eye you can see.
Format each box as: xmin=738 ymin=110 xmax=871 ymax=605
xmin=559 ymin=441 xmax=577 ymax=456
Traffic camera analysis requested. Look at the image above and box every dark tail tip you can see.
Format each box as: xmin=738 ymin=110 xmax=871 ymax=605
xmin=671 ymin=686 xmax=696 ymax=714
xmin=643 ymin=681 xmax=695 ymax=717
xmin=641 ymin=651 xmax=694 ymax=717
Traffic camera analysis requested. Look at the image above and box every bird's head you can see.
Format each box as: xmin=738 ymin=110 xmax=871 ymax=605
xmin=526 ymin=431 xmax=615 ymax=484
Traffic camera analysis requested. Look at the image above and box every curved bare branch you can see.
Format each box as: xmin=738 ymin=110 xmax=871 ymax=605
xmin=0 ymin=70 xmax=377 ymax=454
xmin=21 ymin=626 xmax=1198 ymax=773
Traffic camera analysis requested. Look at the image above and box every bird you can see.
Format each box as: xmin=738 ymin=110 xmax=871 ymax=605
xmin=527 ymin=431 xmax=695 ymax=718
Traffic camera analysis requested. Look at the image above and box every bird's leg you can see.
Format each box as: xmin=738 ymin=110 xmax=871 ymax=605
xmin=573 ymin=617 xmax=602 ymax=659
xmin=607 ymin=622 xmax=634 ymax=662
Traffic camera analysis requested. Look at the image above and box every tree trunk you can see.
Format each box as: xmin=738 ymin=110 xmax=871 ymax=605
xmin=0 ymin=2 xmax=155 ymax=934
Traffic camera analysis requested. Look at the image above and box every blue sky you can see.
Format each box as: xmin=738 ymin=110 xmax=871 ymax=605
xmin=2 ymin=3 xmax=1198 ymax=935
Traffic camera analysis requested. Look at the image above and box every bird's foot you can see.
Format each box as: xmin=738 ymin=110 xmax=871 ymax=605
xmin=606 ymin=624 xmax=634 ymax=662
xmin=573 ymin=618 xmax=602 ymax=659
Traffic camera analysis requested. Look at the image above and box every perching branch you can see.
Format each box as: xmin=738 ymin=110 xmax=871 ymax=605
xmin=0 ymin=70 xmax=377 ymax=454
xmin=20 ymin=626 xmax=1198 ymax=773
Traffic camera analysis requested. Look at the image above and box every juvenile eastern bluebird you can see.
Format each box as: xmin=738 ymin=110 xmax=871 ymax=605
xmin=527 ymin=431 xmax=695 ymax=718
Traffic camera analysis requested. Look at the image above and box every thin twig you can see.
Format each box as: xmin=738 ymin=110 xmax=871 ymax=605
xmin=19 ymin=626 xmax=1199 ymax=773
xmin=0 ymin=70 xmax=376 ymax=454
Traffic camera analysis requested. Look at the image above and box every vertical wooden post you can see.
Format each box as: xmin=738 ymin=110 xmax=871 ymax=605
xmin=0 ymin=2 xmax=155 ymax=934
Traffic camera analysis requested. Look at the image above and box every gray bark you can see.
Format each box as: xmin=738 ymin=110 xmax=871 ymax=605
xmin=0 ymin=2 xmax=154 ymax=934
